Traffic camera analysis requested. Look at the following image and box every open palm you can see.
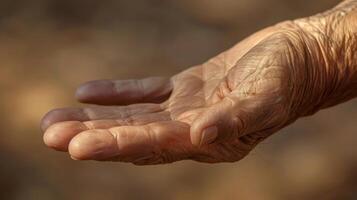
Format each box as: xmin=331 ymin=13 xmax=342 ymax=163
xmin=42 ymin=22 xmax=306 ymax=165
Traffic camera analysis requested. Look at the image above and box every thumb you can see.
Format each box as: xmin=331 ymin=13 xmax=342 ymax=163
xmin=190 ymin=92 xmax=288 ymax=146
xmin=190 ymin=97 xmax=247 ymax=146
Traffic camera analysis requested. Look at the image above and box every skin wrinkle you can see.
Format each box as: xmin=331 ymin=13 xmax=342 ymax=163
xmin=289 ymin=5 xmax=357 ymax=114
xmin=222 ymin=32 xmax=294 ymax=140
xmin=202 ymin=58 xmax=227 ymax=100
xmin=42 ymin=0 xmax=357 ymax=165
xmin=272 ymin=26 xmax=328 ymax=117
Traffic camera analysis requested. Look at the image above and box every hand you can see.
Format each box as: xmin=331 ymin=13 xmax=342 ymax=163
xmin=42 ymin=5 xmax=356 ymax=165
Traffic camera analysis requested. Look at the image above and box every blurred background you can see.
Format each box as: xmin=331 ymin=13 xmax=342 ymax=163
xmin=0 ymin=0 xmax=356 ymax=199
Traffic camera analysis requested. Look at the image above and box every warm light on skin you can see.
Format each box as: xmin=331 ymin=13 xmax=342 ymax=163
xmin=42 ymin=0 xmax=357 ymax=165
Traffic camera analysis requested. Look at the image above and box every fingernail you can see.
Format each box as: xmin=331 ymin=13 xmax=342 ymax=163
xmin=200 ymin=126 xmax=218 ymax=146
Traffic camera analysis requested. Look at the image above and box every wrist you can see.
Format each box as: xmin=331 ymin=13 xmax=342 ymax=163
xmin=282 ymin=1 xmax=357 ymax=117
xmin=314 ymin=0 xmax=357 ymax=109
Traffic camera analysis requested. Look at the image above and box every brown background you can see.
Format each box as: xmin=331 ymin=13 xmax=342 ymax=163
xmin=0 ymin=0 xmax=356 ymax=199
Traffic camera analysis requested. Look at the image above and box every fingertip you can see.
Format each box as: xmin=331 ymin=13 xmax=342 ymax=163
xmin=190 ymin=98 xmax=238 ymax=146
xmin=68 ymin=130 xmax=119 ymax=160
xmin=43 ymin=121 xmax=87 ymax=151
xmin=41 ymin=108 xmax=89 ymax=131
xmin=41 ymin=113 xmax=52 ymax=132
xmin=75 ymin=80 xmax=114 ymax=103
xmin=40 ymin=109 xmax=62 ymax=131
xmin=190 ymin=111 xmax=217 ymax=146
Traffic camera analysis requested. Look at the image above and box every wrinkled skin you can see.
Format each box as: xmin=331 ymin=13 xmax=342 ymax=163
xmin=42 ymin=2 xmax=357 ymax=165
